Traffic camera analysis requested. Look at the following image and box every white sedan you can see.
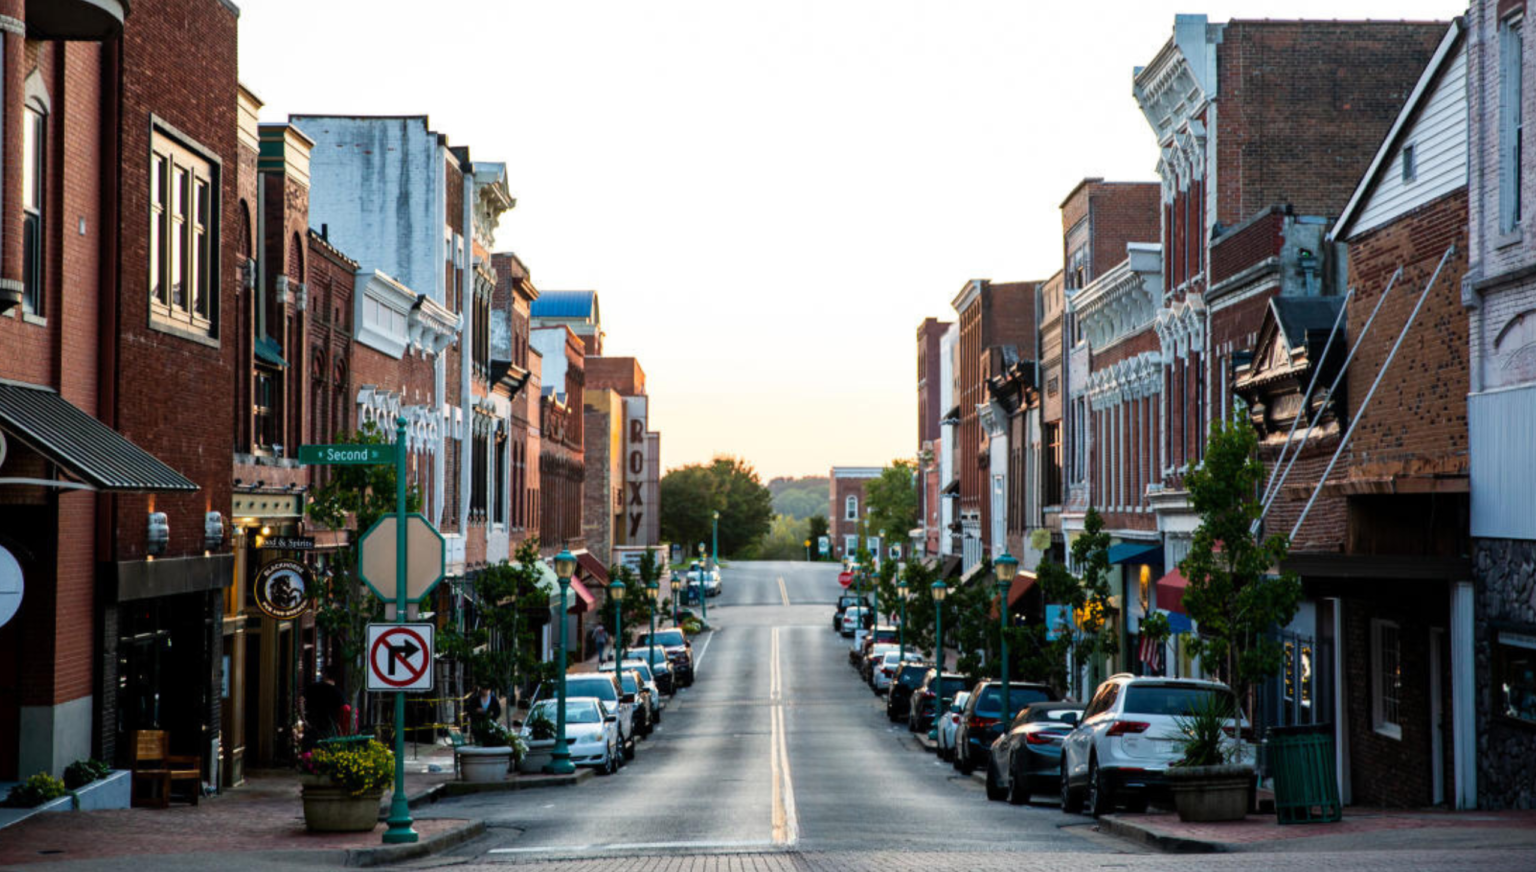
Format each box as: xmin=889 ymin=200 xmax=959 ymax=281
xmin=872 ymin=650 xmax=924 ymax=692
xmin=519 ymin=696 xmax=621 ymax=775
xmin=936 ymin=691 xmax=971 ymax=761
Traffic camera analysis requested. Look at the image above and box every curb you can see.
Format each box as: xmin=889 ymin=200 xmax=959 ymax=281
xmin=1097 ymin=815 xmax=1224 ymax=854
xmin=438 ymin=769 xmax=594 ymax=798
xmin=344 ymin=819 xmax=487 ymax=867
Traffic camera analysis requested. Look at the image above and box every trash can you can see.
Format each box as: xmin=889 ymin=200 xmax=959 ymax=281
xmin=1265 ymin=723 xmax=1342 ymax=824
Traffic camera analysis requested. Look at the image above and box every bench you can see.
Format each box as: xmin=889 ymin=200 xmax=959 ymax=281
xmin=130 ymin=729 xmax=200 ymax=808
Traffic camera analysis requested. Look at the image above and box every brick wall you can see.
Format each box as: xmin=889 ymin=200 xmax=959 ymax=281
xmin=1089 ymin=184 xmax=1161 ymax=278
xmin=586 ymin=357 xmax=645 ymax=397
xmin=830 ymin=475 xmax=871 ymax=558
xmin=583 ymin=408 xmax=615 ymax=564
xmin=1209 ymin=209 xmax=1284 ymax=285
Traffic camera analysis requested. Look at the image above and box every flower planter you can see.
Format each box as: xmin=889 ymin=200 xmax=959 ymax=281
xmin=1166 ymin=764 xmax=1254 ymax=822
xmin=518 ymin=742 xmax=554 ymax=774
xmin=456 ymin=746 xmax=513 ymax=783
xmin=300 ymin=782 xmax=384 ymax=832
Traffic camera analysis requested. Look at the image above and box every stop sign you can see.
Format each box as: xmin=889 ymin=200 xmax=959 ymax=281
xmin=838 ymin=571 xmax=854 ymax=588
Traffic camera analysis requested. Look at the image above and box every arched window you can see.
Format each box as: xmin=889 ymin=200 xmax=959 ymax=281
xmin=845 ymin=495 xmax=858 ymax=520
xmin=237 ymin=200 xmax=252 ymax=260
xmin=288 ymin=232 xmax=304 ymax=283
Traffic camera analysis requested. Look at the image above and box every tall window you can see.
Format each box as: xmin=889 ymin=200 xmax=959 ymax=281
xmin=1043 ymin=422 xmax=1063 ymax=506
xmin=845 ymin=494 xmax=858 ymax=520
xmin=1371 ymin=619 xmax=1402 ymax=739
xmin=254 ymin=369 xmax=278 ymax=451
xmin=1501 ymin=16 xmax=1525 ymax=234
xmin=21 ymin=107 xmax=45 ymax=317
xmin=150 ymin=133 xmax=217 ymax=336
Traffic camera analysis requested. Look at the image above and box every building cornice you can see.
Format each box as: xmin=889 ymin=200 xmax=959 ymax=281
xmin=1071 ymin=244 xmax=1163 ymax=351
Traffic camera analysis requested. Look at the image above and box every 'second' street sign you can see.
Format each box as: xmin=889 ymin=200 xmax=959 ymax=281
xmin=358 ymin=513 xmax=445 ymax=604
xmin=297 ymin=443 xmax=393 ymax=465
xmin=367 ymin=623 xmax=434 ymax=691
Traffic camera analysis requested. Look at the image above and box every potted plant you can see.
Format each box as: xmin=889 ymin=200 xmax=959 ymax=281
xmin=456 ymin=715 xmax=526 ymax=783
xmin=296 ymin=736 xmax=393 ymax=832
xmin=516 ymin=707 xmax=559 ymax=774
xmin=1165 ymin=693 xmax=1253 ymax=822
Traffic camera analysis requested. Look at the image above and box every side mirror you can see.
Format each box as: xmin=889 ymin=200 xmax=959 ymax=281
xmin=605 ymin=714 xmax=618 ymax=723
xmin=621 ymin=693 xmax=636 ymax=704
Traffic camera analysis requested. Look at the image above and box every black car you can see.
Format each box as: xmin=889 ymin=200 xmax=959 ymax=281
xmin=907 ymin=670 xmax=970 ymax=734
xmin=636 ymin=628 xmax=694 ymax=687
xmin=952 ymin=681 xmax=1059 ymax=774
xmin=887 ymin=662 xmax=933 ymax=721
xmin=623 ymin=647 xmax=675 ymax=695
xmin=833 ymin=594 xmax=871 ymax=631
xmin=985 ymin=701 xmax=1082 ymax=804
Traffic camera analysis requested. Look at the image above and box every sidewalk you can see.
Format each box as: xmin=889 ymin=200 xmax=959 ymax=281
xmin=0 ymin=744 xmax=586 ymax=868
xmin=1099 ymin=807 xmax=1536 ymax=854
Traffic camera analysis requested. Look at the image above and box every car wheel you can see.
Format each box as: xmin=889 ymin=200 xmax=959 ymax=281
xmin=1086 ymin=757 xmax=1111 ymax=818
xmin=624 ymin=737 xmax=636 ymax=761
xmin=1060 ymin=760 xmax=1080 ymax=814
xmin=954 ymin=745 xmax=974 ymax=775
xmin=985 ymin=760 xmax=1007 ymax=802
xmin=1006 ymin=755 xmax=1028 ymax=806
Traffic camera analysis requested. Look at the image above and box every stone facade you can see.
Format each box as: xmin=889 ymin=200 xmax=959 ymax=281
xmin=1473 ymin=538 xmax=1536 ymax=809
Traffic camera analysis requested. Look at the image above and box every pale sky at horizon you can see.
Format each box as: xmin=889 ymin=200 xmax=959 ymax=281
xmin=238 ymin=0 xmax=1461 ymax=481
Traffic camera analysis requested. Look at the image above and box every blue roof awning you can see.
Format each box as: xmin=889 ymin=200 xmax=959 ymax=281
xmin=1107 ymin=542 xmax=1162 ymax=566
xmin=255 ymin=336 xmax=288 ymax=369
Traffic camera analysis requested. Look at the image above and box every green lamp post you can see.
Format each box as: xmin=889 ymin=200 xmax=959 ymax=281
xmin=547 ymin=549 xmax=578 ymax=774
xmin=646 ymin=578 xmax=660 ymax=682
xmin=994 ymin=551 xmax=1020 ymax=725
xmin=929 ymin=579 xmax=948 ymax=740
xmin=610 ymin=577 xmax=627 ymax=666
xmin=896 ymin=571 xmax=909 ymax=666
xmin=670 ymin=575 xmax=681 ymax=625
xmin=697 ymin=543 xmax=708 ymax=620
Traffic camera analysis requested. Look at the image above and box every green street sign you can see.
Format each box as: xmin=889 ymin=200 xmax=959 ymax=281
xmin=297 ymin=443 xmax=393 ymax=466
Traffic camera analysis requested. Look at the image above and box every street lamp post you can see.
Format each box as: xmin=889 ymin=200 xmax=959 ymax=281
xmin=994 ymin=552 xmax=1020 ymax=725
xmin=547 ymin=550 xmax=579 ymax=774
xmin=610 ymin=578 xmax=627 ymax=666
xmin=647 ymin=579 xmax=660 ymax=681
xmin=697 ymin=543 xmax=708 ymax=620
xmin=930 ymin=579 xmax=948 ymax=740
xmin=897 ymin=572 xmax=909 ymax=666
xmin=711 ymin=510 xmax=719 ymax=572
xmin=670 ymin=575 xmax=681 ymax=626
xmin=876 ymin=528 xmax=885 ymax=624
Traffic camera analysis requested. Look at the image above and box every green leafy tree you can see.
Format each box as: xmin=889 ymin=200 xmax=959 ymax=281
xmin=806 ymin=515 xmax=829 ymax=560
xmin=600 ymin=562 xmax=656 ymax=652
xmin=1181 ymin=411 xmax=1303 ymax=723
xmin=864 ymin=460 xmax=918 ymax=547
xmin=305 ymin=422 xmax=422 ymax=714
xmin=658 ymin=456 xmax=773 ymax=558
xmin=438 ymin=538 xmax=548 ymax=735
xmin=755 ymin=514 xmax=811 ymax=560
xmin=1033 ymin=507 xmax=1115 ymax=699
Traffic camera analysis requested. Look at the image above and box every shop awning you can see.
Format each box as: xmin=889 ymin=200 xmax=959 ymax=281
xmin=530 ymin=559 xmax=559 ymax=603
xmin=576 ymin=551 xmax=609 ymax=586
xmin=940 ymin=555 xmax=962 ymax=579
xmin=567 ymin=577 xmax=597 ymax=614
xmin=941 ymin=479 xmax=960 ymax=495
xmin=255 ymin=336 xmax=287 ymax=369
xmin=1156 ymin=568 xmax=1188 ymax=614
xmin=1006 ymin=570 xmax=1037 ymax=610
xmin=1107 ymin=541 xmax=1162 ymax=566
xmin=0 ymin=380 xmax=197 ymax=492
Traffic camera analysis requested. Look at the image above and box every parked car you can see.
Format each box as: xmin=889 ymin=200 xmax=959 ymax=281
xmin=1060 ymin=675 xmax=1254 ymax=817
xmin=687 ymin=565 xmax=722 ymax=597
xmin=840 ymin=606 xmax=872 ymax=637
xmin=872 ymin=650 xmax=923 ymax=693
xmin=935 ymin=691 xmax=971 ymax=761
xmin=624 ymin=648 xmax=675 ymax=696
xmin=908 ymin=670 xmax=971 ymax=733
xmin=887 ymin=662 xmax=934 ymax=721
xmin=532 ymin=672 xmax=636 ymax=759
xmin=598 ymin=663 xmax=657 ymax=733
xmin=985 ymin=701 xmax=1082 ymax=803
xmin=833 ymin=594 xmax=870 ymax=631
xmin=519 ymin=696 xmax=622 ymax=774
xmin=636 ymin=628 xmax=694 ymax=687
xmin=952 ymin=681 xmax=1060 ymax=774
xmin=860 ymin=643 xmax=900 ymax=684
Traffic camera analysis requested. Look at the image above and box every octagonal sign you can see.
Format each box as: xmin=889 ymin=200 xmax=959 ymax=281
xmin=358 ymin=513 xmax=445 ymax=604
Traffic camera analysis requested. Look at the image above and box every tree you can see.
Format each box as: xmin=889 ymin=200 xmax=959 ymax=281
xmin=305 ymin=422 xmax=422 ymax=716
xmin=438 ymin=538 xmax=548 ymax=730
xmin=1181 ymin=411 xmax=1302 ymax=726
xmin=754 ymin=514 xmax=810 ymax=560
xmin=1034 ymin=507 xmax=1115 ymax=699
xmin=658 ymin=456 xmax=773 ymax=558
xmin=806 ymin=515 xmax=829 ymax=560
xmin=599 ymin=562 xmax=655 ymax=653
xmin=864 ymin=459 xmax=918 ymax=548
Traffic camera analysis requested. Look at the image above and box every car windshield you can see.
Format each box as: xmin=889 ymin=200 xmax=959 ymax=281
xmin=1122 ymin=684 xmax=1237 ymax=717
xmin=564 ymin=676 xmax=618 ymax=702
xmin=874 ymin=629 xmax=898 ymax=643
xmin=625 ymin=663 xmax=653 ymax=681
xmin=936 ymin=676 xmax=969 ymax=698
xmin=625 ymin=649 xmax=667 ymax=667
xmin=881 ymin=653 xmax=903 ymax=664
xmin=644 ymin=630 xmax=686 ymax=647
xmin=974 ymin=684 xmax=1053 ymax=716
xmin=532 ymin=700 xmax=602 ymax=725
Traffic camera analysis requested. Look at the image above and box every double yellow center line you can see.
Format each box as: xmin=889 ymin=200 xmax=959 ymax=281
xmin=768 ymin=627 xmax=799 ymax=846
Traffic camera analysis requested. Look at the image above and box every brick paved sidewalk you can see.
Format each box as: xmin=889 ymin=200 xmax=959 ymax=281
xmin=0 ymin=768 xmax=469 ymax=867
xmin=1100 ymin=807 xmax=1536 ymax=854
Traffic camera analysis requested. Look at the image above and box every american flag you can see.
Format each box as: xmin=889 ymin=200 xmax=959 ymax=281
xmin=1139 ymin=631 xmax=1164 ymax=676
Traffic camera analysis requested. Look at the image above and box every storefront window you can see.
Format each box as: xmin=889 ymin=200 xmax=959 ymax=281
xmin=1496 ymin=629 xmax=1536 ymax=726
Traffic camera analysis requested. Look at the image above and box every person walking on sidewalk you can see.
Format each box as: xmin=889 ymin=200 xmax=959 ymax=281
xmin=593 ymin=623 xmax=610 ymax=662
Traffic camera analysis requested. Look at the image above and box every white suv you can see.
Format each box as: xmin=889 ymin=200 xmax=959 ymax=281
xmin=1059 ymin=674 xmax=1254 ymax=817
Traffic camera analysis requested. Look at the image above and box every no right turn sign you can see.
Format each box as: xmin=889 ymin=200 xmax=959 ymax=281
xmin=367 ymin=623 xmax=434 ymax=692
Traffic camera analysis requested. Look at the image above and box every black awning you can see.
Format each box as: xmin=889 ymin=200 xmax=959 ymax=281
xmin=0 ymin=379 xmax=198 ymax=492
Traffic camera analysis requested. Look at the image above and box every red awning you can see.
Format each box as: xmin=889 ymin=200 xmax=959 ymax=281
xmin=1156 ymin=568 xmax=1189 ymax=614
xmin=1006 ymin=570 xmax=1037 ymax=610
xmin=576 ymin=551 xmax=609 ymax=586
xmin=567 ymin=577 xmax=597 ymax=614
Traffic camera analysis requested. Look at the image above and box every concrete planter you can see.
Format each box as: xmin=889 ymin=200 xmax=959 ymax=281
xmin=518 ymin=742 xmax=554 ymax=774
xmin=54 ymin=770 xmax=131 ymax=812
xmin=300 ymin=783 xmax=384 ymax=832
xmin=1166 ymin=764 xmax=1253 ymax=822
xmin=455 ymin=746 xmax=513 ymax=783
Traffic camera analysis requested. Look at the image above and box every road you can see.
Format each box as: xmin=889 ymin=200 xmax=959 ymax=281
xmin=416 ymin=561 xmax=1536 ymax=871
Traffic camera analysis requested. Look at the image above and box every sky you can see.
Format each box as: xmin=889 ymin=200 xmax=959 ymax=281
xmin=237 ymin=0 xmax=1460 ymax=481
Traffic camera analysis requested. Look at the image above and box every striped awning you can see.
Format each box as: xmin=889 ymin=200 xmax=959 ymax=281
xmin=0 ymin=380 xmax=197 ymax=492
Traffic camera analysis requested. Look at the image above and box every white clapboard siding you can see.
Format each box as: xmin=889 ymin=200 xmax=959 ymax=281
xmin=1469 ymin=384 xmax=1536 ymax=540
xmin=1350 ymin=44 xmax=1468 ymax=238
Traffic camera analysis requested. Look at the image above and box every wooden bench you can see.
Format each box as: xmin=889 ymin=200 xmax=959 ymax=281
xmin=130 ymin=729 xmax=200 ymax=808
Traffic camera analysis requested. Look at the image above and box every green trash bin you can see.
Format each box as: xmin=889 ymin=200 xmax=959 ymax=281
xmin=1265 ymin=723 xmax=1342 ymax=824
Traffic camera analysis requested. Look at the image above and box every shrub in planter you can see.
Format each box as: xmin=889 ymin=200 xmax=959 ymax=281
xmin=4 ymin=773 xmax=67 ymax=808
xmin=296 ymin=737 xmax=394 ymax=832
xmin=64 ymin=759 xmax=113 ymax=790
xmin=1167 ymin=693 xmax=1252 ymax=822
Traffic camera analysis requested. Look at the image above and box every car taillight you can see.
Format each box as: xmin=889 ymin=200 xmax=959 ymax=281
xmin=882 ymin=668 xmax=894 ymax=676
xmin=1025 ymin=730 xmax=1064 ymax=745
xmin=1106 ymin=720 xmax=1151 ymax=736
xmin=968 ymin=716 xmax=999 ymax=730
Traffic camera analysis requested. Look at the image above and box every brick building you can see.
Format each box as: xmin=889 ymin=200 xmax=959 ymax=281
xmin=532 ymin=325 xmax=586 ymax=555
xmin=1037 ymin=271 xmax=1066 ymax=561
xmin=1465 ymin=0 xmax=1536 ymax=810
xmin=829 ymin=467 xmax=881 ymax=561
xmin=584 ymin=356 xmax=660 ymax=567
xmin=490 ymin=252 xmax=539 ymax=556
xmin=915 ymin=318 xmax=950 ymax=559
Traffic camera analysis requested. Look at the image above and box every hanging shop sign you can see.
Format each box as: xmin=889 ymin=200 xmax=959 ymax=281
xmin=259 ymin=535 xmax=315 ymax=551
xmin=253 ymin=558 xmax=313 ymax=620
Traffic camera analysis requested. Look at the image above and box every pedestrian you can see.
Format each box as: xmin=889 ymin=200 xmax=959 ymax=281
xmin=465 ymin=685 xmax=502 ymax=742
xmin=301 ymin=665 xmax=344 ymax=751
xmin=593 ymin=622 xmax=609 ymax=662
